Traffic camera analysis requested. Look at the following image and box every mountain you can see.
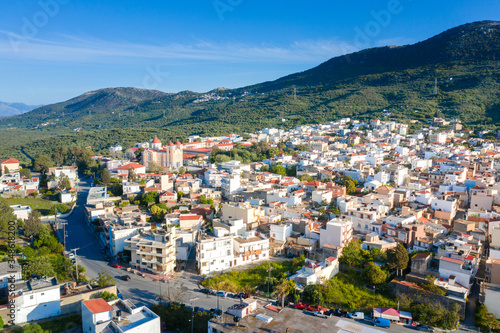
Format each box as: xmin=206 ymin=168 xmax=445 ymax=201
xmin=0 ymin=101 xmax=43 ymax=117
xmin=1 ymin=21 xmax=499 ymax=161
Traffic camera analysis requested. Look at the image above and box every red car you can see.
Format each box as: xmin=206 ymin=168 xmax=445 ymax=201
xmin=111 ymin=262 xmax=122 ymax=268
xmin=292 ymin=302 xmax=309 ymax=310
xmin=307 ymin=305 xmax=324 ymax=312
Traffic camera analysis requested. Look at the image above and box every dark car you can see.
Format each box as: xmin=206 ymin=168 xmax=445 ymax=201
xmin=417 ymin=325 xmax=435 ymax=332
xmin=332 ymin=309 xmax=348 ymax=317
xmin=200 ymin=288 xmax=211 ymax=294
xmin=121 ymin=275 xmax=131 ymax=281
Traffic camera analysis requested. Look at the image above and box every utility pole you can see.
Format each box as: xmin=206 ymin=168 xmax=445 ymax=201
xmin=71 ymin=248 xmax=80 ymax=282
xmin=61 ymin=221 xmax=68 ymax=249
xmin=293 ymin=86 xmax=297 ymax=100
xmin=189 ymin=297 xmax=199 ymax=333
xmin=54 ymin=204 xmax=57 ymax=229
xmin=372 ymin=285 xmax=376 ymax=316
xmin=267 ymin=262 xmax=273 ymax=301
xmin=433 ymin=78 xmax=438 ymax=95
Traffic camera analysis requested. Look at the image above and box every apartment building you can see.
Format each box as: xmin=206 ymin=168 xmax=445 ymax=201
xmin=319 ymin=217 xmax=353 ymax=249
xmin=197 ymin=234 xmax=234 ymax=275
xmin=233 ymin=234 xmax=270 ymax=266
xmin=125 ymin=228 xmax=177 ymax=275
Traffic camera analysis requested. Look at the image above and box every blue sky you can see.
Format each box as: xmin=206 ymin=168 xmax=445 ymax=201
xmin=0 ymin=0 xmax=498 ymax=104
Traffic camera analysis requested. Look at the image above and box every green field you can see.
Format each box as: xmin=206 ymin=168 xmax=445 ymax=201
xmin=4 ymin=197 xmax=57 ymax=216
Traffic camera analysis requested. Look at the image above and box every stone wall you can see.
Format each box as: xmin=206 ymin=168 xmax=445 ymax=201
xmin=390 ymin=281 xmax=466 ymax=318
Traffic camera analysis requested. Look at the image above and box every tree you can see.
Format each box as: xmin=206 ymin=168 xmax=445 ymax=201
xmin=100 ymin=290 xmax=119 ymax=301
xmin=148 ymin=161 xmax=164 ymax=173
xmin=277 ymin=279 xmax=296 ymax=309
xmin=151 ymin=204 xmax=168 ymax=221
xmin=270 ymin=165 xmax=287 ymax=177
xmin=475 ymin=302 xmax=500 ymax=332
xmin=94 ymin=269 xmax=115 ymax=287
xmin=33 ymin=154 xmax=54 ymax=174
xmin=22 ymin=256 xmax=56 ymax=279
xmin=0 ymin=198 xmax=15 ymax=237
xmin=20 ymin=168 xmax=32 ymax=179
xmin=20 ymin=323 xmax=49 ymax=333
xmin=129 ymin=168 xmax=138 ymax=182
xmin=362 ymin=262 xmax=387 ymax=285
xmin=24 ymin=211 xmax=43 ymax=238
xmin=3 ymin=166 xmax=10 ymax=174
xmin=387 ymin=244 xmax=409 ymax=276
xmin=101 ymin=168 xmax=111 ymax=184
xmin=346 ymin=179 xmax=357 ymax=195
xmin=178 ymin=166 xmax=186 ymax=175
xmin=58 ymin=175 xmax=71 ymax=190
xmin=339 ymin=240 xmax=363 ymax=267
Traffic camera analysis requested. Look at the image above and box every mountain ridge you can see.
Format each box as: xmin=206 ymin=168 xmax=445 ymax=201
xmin=1 ymin=20 xmax=499 ymax=145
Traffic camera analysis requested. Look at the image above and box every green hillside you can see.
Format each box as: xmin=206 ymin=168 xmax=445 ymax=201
xmin=1 ymin=21 xmax=499 ymax=163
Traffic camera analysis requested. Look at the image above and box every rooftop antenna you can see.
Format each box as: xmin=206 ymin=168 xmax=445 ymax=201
xmin=433 ymin=78 xmax=438 ymax=96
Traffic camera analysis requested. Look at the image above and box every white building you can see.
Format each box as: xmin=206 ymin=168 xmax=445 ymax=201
xmin=10 ymin=204 xmax=31 ymax=221
xmin=270 ymin=223 xmax=293 ymax=243
xmin=0 ymin=259 xmax=22 ymax=296
xmin=289 ymin=257 xmax=339 ymax=286
xmin=197 ymin=235 xmax=234 ymax=275
xmin=82 ymin=298 xmax=160 ymax=333
xmin=319 ymin=218 xmax=353 ymax=249
xmin=233 ymin=234 xmax=270 ymax=266
xmin=439 ymin=256 xmax=474 ymax=289
xmin=221 ymin=174 xmax=241 ymax=198
xmin=10 ymin=277 xmax=61 ymax=324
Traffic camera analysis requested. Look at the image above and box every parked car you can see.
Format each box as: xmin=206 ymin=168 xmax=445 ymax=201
xmin=292 ymin=302 xmax=309 ymax=310
xmin=416 ymin=325 xmax=435 ymax=332
xmin=200 ymin=288 xmax=212 ymax=294
xmin=331 ymin=309 xmax=348 ymax=317
xmin=307 ymin=305 xmax=324 ymax=312
xmin=121 ymin=275 xmax=131 ymax=281
xmin=373 ymin=318 xmax=391 ymax=328
xmin=111 ymin=262 xmax=122 ymax=268
xmin=215 ymin=290 xmax=227 ymax=297
xmin=348 ymin=312 xmax=365 ymax=320
xmin=314 ymin=310 xmax=331 ymax=319
xmin=69 ymin=252 xmax=75 ymax=259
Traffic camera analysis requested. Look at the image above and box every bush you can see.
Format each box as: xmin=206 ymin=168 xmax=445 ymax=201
xmin=100 ymin=291 xmax=119 ymax=301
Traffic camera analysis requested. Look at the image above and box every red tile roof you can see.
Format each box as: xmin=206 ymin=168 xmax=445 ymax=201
xmin=440 ymin=256 xmax=465 ymax=265
xmin=117 ymin=163 xmax=145 ymax=170
xmin=1 ymin=158 xmax=19 ymax=164
xmin=83 ymin=299 xmax=113 ymax=314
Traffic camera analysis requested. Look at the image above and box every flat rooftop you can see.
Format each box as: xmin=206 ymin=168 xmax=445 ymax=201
xmin=210 ymin=306 xmax=340 ymax=333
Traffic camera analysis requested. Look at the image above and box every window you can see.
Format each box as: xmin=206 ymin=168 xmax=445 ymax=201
xmin=136 ymin=260 xmax=140 ymax=264
xmin=30 ymin=295 xmax=33 ymax=299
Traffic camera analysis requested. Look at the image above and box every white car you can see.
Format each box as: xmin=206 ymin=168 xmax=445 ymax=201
xmin=69 ymin=253 xmax=75 ymax=259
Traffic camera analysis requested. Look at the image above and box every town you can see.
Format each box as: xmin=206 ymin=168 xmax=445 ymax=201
xmin=1 ymin=116 xmax=500 ymax=333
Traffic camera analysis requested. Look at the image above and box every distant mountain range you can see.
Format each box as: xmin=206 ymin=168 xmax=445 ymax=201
xmin=0 ymin=101 xmax=43 ymax=117
xmin=0 ymin=20 xmax=499 ymax=161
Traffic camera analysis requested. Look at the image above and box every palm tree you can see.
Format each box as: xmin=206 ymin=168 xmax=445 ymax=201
xmin=277 ymin=279 xmax=296 ymax=309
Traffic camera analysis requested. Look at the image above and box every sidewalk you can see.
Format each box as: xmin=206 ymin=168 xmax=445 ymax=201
xmin=127 ymin=267 xmax=174 ymax=282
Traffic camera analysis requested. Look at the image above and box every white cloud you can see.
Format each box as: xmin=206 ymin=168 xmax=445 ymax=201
xmin=0 ymin=31 xmax=361 ymax=64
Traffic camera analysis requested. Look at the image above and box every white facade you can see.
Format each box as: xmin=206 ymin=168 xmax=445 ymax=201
xmin=109 ymin=226 xmax=142 ymax=256
xmin=197 ymin=235 xmax=234 ymax=275
xmin=233 ymin=235 xmax=270 ymax=267
xmin=270 ymin=223 xmax=293 ymax=243
xmin=221 ymin=174 xmax=241 ymax=198
xmin=10 ymin=204 xmax=31 ymax=220
xmin=319 ymin=218 xmax=353 ymax=249
xmin=11 ymin=278 xmax=61 ymax=324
